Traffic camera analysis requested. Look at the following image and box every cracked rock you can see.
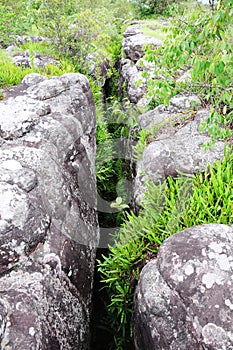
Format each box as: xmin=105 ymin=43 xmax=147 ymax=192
xmin=0 ymin=73 xmax=99 ymax=349
xmin=134 ymin=224 xmax=233 ymax=350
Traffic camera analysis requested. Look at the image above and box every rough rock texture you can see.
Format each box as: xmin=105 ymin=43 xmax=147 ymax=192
xmin=13 ymin=36 xmax=47 ymax=46
xmin=119 ymin=22 xmax=162 ymax=106
xmin=120 ymin=57 xmax=155 ymax=105
xmin=123 ymin=29 xmax=162 ymax=62
xmin=11 ymin=50 xmax=60 ymax=69
xmin=134 ymin=94 xmax=226 ymax=203
xmin=0 ymin=73 xmax=99 ymax=349
xmin=87 ymin=53 xmax=110 ymax=88
xmin=134 ymin=224 xmax=233 ymax=350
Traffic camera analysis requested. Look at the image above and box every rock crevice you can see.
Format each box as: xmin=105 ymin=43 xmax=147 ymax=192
xmin=0 ymin=73 xmax=99 ymax=349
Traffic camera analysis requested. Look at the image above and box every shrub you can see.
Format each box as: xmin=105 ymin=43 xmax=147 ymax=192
xmin=31 ymin=0 xmax=132 ymax=75
xmin=144 ymin=0 xmax=233 ymax=144
xmin=98 ymin=147 xmax=233 ymax=348
xmin=134 ymin=0 xmax=183 ymax=16
xmin=0 ymin=1 xmax=30 ymax=47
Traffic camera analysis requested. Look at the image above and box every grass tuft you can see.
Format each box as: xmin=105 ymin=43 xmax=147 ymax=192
xmin=98 ymin=147 xmax=233 ymax=349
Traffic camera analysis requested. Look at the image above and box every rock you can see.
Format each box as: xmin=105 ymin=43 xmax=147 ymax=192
xmin=134 ymin=94 xmax=225 ymax=203
xmin=123 ymin=25 xmax=142 ymax=38
xmin=123 ymin=33 xmax=162 ymax=62
xmin=176 ymin=69 xmax=192 ymax=83
xmin=134 ymin=224 xmax=233 ymax=350
xmin=13 ymin=35 xmax=47 ymax=46
xmin=139 ymin=93 xmax=201 ymax=130
xmin=22 ymin=73 xmax=48 ymax=86
xmin=119 ymin=57 xmax=156 ymax=104
xmin=11 ymin=50 xmax=60 ymax=69
xmin=120 ymin=58 xmax=147 ymax=103
xmin=119 ymin=22 xmax=162 ymax=105
xmin=6 ymin=44 xmax=19 ymax=53
xmin=0 ymin=73 xmax=99 ymax=349
xmin=86 ymin=53 xmax=110 ymax=87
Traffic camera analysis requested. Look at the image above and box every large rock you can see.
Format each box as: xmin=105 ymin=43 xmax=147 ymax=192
xmin=11 ymin=50 xmax=60 ymax=69
xmin=120 ymin=58 xmax=155 ymax=105
xmin=134 ymin=224 xmax=233 ymax=350
xmin=123 ymin=24 xmax=162 ymax=62
xmin=119 ymin=22 xmax=162 ymax=105
xmin=0 ymin=73 xmax=99 ymax=349
xmin=86 ymin=53 xmax=110 ymax=88
xmin=134 ymin=94 xmax=226 ymax=203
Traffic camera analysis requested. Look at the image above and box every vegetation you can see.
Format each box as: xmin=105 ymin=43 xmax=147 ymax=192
xmin=0 ymin=0 xmax=30 ymax=47
xmin=98 ymin=1 xmax=233 ymax=348
xmin=98 ymin=148 xmax=233 ymax=348
xmin=27 ymin=0 xmax=133 ymax=76
xmin=0 ymin=48 xmax=76 ymax=90
xmin=135 ymin=0 xmax=181 ymax=16
xmin=0 ymin=1 xmax=232 ymax=349
xmin=144 ymin=0 xmax=233 ymax=144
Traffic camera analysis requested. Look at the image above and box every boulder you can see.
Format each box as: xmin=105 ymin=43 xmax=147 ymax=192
xmin=11 ymin=50 xmax=60 ymax=69
xmin=119 ymin=22 xmax=163 ymax=105
xmin=123 ymin=30 xmax=162 ymax=62
xmin=134 ymin=224 xmax=233 ymax=350
xmin=120 ymin=58 xmax=156 ymax=105
xmin=86 ymin=53 xmax=110 ymax=87
xmin=120 ymin=58 xmax=147 ymax=103
xmin=0 ymin=73 xmax=99 ymax=349
xmin=134 ymin=94 xmax=225 ymax=203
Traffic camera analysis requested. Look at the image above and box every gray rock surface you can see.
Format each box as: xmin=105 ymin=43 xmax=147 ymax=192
xmin=123 ymin=23 xmax=163 ymax=62
xmin=0 ymin=73 xmax=98 ymax=349
xmin=87 ymin=53 xmax=110 ymax=87
xmin=13 ymin=36 xmax=47 ymax=46
xmin=134 ymin=224 xmax=233 ymax=350
xmin=120 ymin=57 xmax=155 ymax=105
xmin=134 ymin=94 xmax=226 ymax=203
xmin=11 ymin=50 xmax=60 ymax=69
xmin=123 ymin=32 xmax=162 ymax=62
xmin=119 ymin=22 xmax=162 ymax=105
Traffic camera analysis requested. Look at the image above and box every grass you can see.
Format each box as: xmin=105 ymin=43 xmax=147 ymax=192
xmin=98 ymin=147 xmax=233 ymax=349
xmin=0 ymin=47 xmax=76 ymax=90
xmin=141 ymin=19 xmax=168 ymax=41
xmin=0 ymin=50 xmax=33 ymax=88
xmin=20 ymin=41 xmax=58 ymax=58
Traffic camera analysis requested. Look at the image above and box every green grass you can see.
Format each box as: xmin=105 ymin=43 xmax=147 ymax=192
xmin=0 ymin=48 xmax=76 ymax=90
xmin=141 ymin=19 xmax=168 ymax=41
xmin=20 ymin=41 xmax=58 ymax=58
xmin=98 ymin=147 xmax=233 ymax=349
xmin=0 ymin=50 xmax=32 ymax=88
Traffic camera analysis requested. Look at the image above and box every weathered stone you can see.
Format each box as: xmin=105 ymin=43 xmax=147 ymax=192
xmin=120 ymin=58 xmax=147 ymax=103
xmin=134 ymin=224 xmax=233 ymax=350
xmin=22 ymin=73 xmax=48 ymax=86
xmin=87 ymin=53 xmax=110 ymax=87
xmin=0 ymin=73 xmax=99 ymax=349
xmin=12 ymin=35 xmax=47 ymax=46
xmin=138 ymin=93 xmax=201 ymax=130
xmin=134 ymin=94 xmax=225 ymax=203
xmin=123 ymin=24 xmax=142 ymax=38
xmin=176 ymin=69 xmax=192 ymax=83
xmin=123 ymin=33 xmax=162 ymax=62
xmin=119 ymin=22 xmax=162 ymax=105
xmin=11 ymin=50 xmax=60 ymax=70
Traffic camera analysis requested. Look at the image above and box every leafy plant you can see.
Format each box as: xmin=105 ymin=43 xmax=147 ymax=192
xmin=0 ymin=49 xmax=75 ymax=89
xmin=98 ymin=148 xmax=233 ymax=348
xmin=31 ymin=0 xmax=130 ymax=78
xmin=0 ymin=0 xmax=31 ymax=47
xmin=134 ymin=0 xmax=182 ymax=16
xmin=144 ymin=0 xmax=233 ymax=143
